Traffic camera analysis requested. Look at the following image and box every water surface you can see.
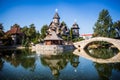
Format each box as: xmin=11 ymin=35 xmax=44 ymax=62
xmin=0 ymin=49 xmax=120 ymax=80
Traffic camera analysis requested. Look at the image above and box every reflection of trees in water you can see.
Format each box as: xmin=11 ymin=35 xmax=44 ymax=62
xmin=94 ymin=63 xmax=120 ymax=80
xmin=21 ymin=58 xmax=35 ymax=71
xmin=0 ymin=49 xmax=35 ymax=72
xmin=69 ymin=55 xmax=79 ymax=68
xmin=40 ymin=51 xmax=80 ymax=78
xmin=0 ymin=58 xmax=4 ymax=71
xmin=85 ymin=47 xmax=119 ymax=59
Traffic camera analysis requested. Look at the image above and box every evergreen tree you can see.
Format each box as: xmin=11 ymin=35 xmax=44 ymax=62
xmin=0 ymin=23 xmax=4 ymax=37
xmin=113 ymin=20 xmax=120 ymax=38
xmin=69 ymin=28 xmax=73 ymax=41
xmin=93 ymin=9 xmax=115 ymax=38
xmin=0 ymin=23 xmax=3 ymax=30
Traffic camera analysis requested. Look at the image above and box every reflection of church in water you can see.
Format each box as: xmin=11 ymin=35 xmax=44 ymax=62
xmin=44 ymin=10 xmax=80 ymax=45
xmin=40 ymin=54 xmax=80 ymax=78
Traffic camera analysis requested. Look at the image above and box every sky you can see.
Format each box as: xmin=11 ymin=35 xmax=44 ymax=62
xmin=0 ymin=0 xmax=120 ymax=34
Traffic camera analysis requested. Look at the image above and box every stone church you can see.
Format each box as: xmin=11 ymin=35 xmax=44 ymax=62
xmin=44 ymin=10 xmax=80 ymax=45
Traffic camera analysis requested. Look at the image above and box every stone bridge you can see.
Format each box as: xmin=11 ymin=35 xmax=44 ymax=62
xmin=74 ymin=37 xmax=120 ymax=50
xmin=73 ymin=37 xmax=120 ymax=63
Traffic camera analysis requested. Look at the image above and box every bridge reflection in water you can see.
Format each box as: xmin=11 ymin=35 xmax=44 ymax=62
xmin=73 ymin=37 xmax=120 ymax=63
xmin=73 ymin=49 xmax=120 ymax=63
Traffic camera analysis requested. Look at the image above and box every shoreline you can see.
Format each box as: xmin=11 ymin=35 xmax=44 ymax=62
xmin=0 ymin=45 xmax=32 ymax=50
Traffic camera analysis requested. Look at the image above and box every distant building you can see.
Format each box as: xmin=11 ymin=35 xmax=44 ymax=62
xmin=81 ymin=34 xmax=92 ymax=40
xmin=71 ymin=22 xmax=80 ymax=38
xmin=6 ymin=24 xmax=24 ymax=45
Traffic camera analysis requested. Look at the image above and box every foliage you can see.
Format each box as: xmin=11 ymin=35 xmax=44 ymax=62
xmin=0 ymin=23 xmax=13 ymax=45
xmin=61 ymin=35 xmax=68 ymax=41
xmin=0 ymin=23 xmax=4 ymax=37
xmin=21 ymin=24 xmax=40 ymax=46
xmin=93 ymin=9 xmax=116 ymax=38
xmin=41 ymin=24 xmax=48 ymax=39
xmin=72 ymin=37 xmax=84 ymax=42
xmin=61 ymin=21 xmax=67 ymax=26
xmin=85 ymin=47 xmax=119 ymax=59
xmin=0 ymin=30 xmax=4 ymax=37
xmin=0 ymin=23 xmax=3 ymax=30
xmin=113 ymin=20 xmax=120 ymax=38
xmin=69 ymin=28 xmax=73 ymax=41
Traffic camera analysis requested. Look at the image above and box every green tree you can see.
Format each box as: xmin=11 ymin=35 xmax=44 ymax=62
xmin=0 ymin=23 xmax=3 ymax=30
xmin=113 ymin=20 xmax=120 ymax=37
xmin=21 ymin=26 xmax=29 ymax=36
xmin=93 ymin=9 xmax=115 ymax=38
xmin=0 ymin=23 xmax=4 ymax=37
xmin=21 ymin=26 xmax=29 ymax=46
xmin=61 ymin=21 xmax=69 ymax=41
xmin=28 ymin=24 xmax=36 ymax=41
xmin=61 ymin=21 xmax=67 ymax=26
xmin=69 ymin=28 xmax=73 ymax=41
xmin=21 ymin=24 xmax=39 ymax=46
xmin=41 ymin=24 xmax=48 ymax=39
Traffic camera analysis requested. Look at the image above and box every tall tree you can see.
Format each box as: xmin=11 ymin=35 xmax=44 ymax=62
xmin=0 ymin=23 xmax=4 ymax=37
xmin=69 ymin=28 xmax=73 ymax=41
xmin=29 ymin=24 xmax=36 ymax=40
xmin=21 ymin=24 xmax=38 ymax=46
xmin=113 ymin=20 xmax=120 ymax=37
xmin=93 ymin=9 xmax=115 ymax=38
xmin=0 ymin=23 xmax=3 ymax=30
xmin=21 ymin=26 xmax=29 ymax=37
xmin=41 ymin=24 xmax=48 ymax=39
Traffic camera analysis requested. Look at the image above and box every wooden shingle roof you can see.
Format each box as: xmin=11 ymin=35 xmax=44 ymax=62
xmin=53 ymin=12 xmax=60 ymax=19
xmin=44 ymin=31 xmax=63 ymax=41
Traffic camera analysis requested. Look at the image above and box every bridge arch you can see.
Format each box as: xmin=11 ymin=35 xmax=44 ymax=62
xmin=74 ymin=37 xmax=120 ymax=50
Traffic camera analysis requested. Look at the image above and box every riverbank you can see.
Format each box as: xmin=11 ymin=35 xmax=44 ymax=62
xmin=0 ymin=45 xmax=32 ymax=50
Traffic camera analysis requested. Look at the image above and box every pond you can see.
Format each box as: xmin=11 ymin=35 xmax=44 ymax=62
xmin=0 ymin=49 xmax=120 ymax=80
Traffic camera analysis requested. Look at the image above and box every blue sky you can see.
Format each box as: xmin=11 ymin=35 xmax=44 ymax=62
xmin=0 ymin=0 xmax=120 ymax=34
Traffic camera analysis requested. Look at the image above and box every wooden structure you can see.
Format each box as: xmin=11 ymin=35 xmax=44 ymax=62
xmin=44 ymin=31 xmax=63 ymax=45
